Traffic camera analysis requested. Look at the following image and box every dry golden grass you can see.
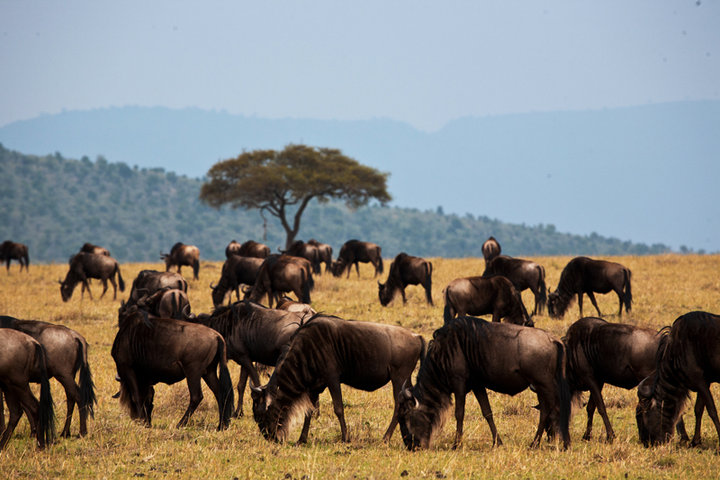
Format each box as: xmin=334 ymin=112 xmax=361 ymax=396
xmin=0 ymin=254 xmax=719 ymax=479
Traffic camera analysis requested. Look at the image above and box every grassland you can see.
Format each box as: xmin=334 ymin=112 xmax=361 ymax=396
xmin=0 ymin=254 xmax=719 ymax=479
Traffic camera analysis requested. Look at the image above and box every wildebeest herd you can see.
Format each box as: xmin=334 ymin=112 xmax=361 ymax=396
xmin=1 ymin=236 xmax=719 ymax=457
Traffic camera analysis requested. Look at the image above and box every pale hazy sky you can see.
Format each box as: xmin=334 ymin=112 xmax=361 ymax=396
xmin=1 ymin=1 xmax=718 ymax=131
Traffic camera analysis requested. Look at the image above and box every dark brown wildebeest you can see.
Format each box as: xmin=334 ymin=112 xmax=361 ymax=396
xmin=636 ymin=311 xmax=720 ymax=450
xmin=136 ymin=288 xmax=191 ymax=320
xmin=0 ymin=316 xmax=96 ymax=438
xmin=482 ymin=255 xmax=547 ymax=315
xmin=564 ymin=316 xmax=689 ymax=443
xmin=250 ymin=314 xmax=425 ymax=443
xmin=331 ymin=239 xmax=383 ymax=278
xmin=211 ymin=255 xmax=265 ymax=307
xmin=378 ymin=253 xmax=433 ymax=306
xmin=481 ymin=236 xmax=501 ymax=263
xmin=282 ymin=240 xmax=321 ymax=274
xmin=236 ymin=240 xmax=271 ymax=259
xmin=443 ymin=275 xmax=532 ymax=326
xmin=307 ymin=239 xmax=333 ymax=273
xmin=0 ymin=329 xmax=56 ymax=451
xmin=79 ymin=242 xmax=110 ymax=256
xmin=161 ymin=242 xmax=200 ymax=280
xmin=112 ymin=303 xmax=234 ymax=430
xmin=225 ymin=240 xmax=243 ymax=258
xmin=547 ymin=257 xmax=632 ymax=319
xmin=397 ymin=316 xmax=570 ymax=450
xmin=127 ymin=270 xmax=188 ymax=305
xmin=0 ymin=240 xmax=29 ymax=272
xmin=188 ymin=300 xmax=304 ymax=418
xmin=60 ymin=252 xmax=125 ymax=302
xmin=245 ymin=254 xmax=314 ymax=308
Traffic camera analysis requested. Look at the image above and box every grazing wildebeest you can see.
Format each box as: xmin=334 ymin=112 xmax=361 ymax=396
xmin=188 ymin=300 xmax=304 ymax=417
xmin=127 ymin=270 xmax=188 ymax=305
xmin=636 ymin=311 xmax=720 ymax=449
xmin=331 ymin=239 xmax=383 ymax=278
xmin=161 ymin=242 xmax=200 ymax=280
xmin=397 ymin=316 xmax=570 ymax=450
xmin=245 ymin=255 xmax=314 ymax=308
xmin=112 ymin=303 xmax=234 ymax=430
xmin=307 ymin=239 xmax=333 ymax=273
xmin=443 ymin=276 xmax=532 ymax=326
xmin=0 ymin=316 xmax=96 ymax=438
xmin=136 ymin=288 xmax=191 ymax=320
xmin=60 ymin=252 xmax=125 ymax=302
xmin=251 ymin=314 xmax=425 ymax=443
xmin=79 ymin=242 xmax=110 ymax=256
xmin=0 ymin=240 xmax=29 ymax=272
xmin=211 ymin=255 xmax=264 ymax=307
xmin=378 ymin=253 xmax=433 ymax=306
xmin=236 ymin=240 xmax=271 ymax=259
xmin=282 ymin=240 xmax=321 ymax=274
xmin=481 ymin=236 xmax=501 ymax=263
xmin=564 ymin=316 xmax=689 ymax=443
xmin=225 ymin=240 xmax=243 ymax=258
xmin=547 ymin=257 xmax=632 ymax=319
xmin=0 ymin=329 xmax=56 ymax=451
xmin=482 ymin=255 xmax=547 ymax=315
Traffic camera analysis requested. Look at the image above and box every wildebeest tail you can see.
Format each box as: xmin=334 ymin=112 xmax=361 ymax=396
xmin=116 ymin=264 xmax=126 ymax=292
xmin=76 ymin=339 xmax=97 ymax=418
xmin=425 ymin=262 xmax=434 ymax=305
xmin=215 ymin=337 xmax=234 ymax=429
xmin=623 ymin=269 xmax=632 ymax=313
xmin=24 ymin=250 xmax=30 ymax=271
xmin=553 ymin=340 xmax=571 ymax=450
xmin=35 ymin=344 xmax=57 ymax=448
xmin=537 ymin=265 xmax=547 ymax=314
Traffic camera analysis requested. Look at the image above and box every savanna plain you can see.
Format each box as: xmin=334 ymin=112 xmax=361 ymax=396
xmin=0 ymin=254 xmax=719 ymax=479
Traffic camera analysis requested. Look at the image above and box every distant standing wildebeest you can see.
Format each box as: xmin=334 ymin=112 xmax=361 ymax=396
xmin=636 ymin=311 xmax=720 ymax=450
xmin=0 ymin=240 xmax=29 ymax=273
xmin=112 ymin=303 xmax=234 ymax=430
xmin=482 ymin=255 xmax=547 ymax=315
xmin=245 ymin=255 xmax=314 ymax=308
xmin=0 ymin=329 xmax=55 ymax=451
xmin=307 ymin=239 xmax=333 ymax=273
xmin=127 ymin=270 xmax=188 ymax=305
xmin=225 ymin=240 xmax=243 ymax=258
xmin=136 ymin=288 xmax=191 ymax=320
xmin=547 ymin=257 xmax=632 ymax=319
xmin=397 ymin=316 xmax=570 ymax=450
xmin=161 ymin=242 xmax=200 ymax=280
xmin=251 ymin=314 xmax=425 ymax=444
xmin=378 ymin=253 xmax=433 ymax=306
xmin=236 ymin=240 xmax=271 ymax=259
xmin=60 ymin=252 xmax=125 ymax=302
xmin=481 ymin=236 xmax=501 ymax=263
xmin=282 ymin=240 xmax=321 ymax=274
xmin=564 ymin=316 xmax=689 ymax=443
xmin=211 ymin=255 xmax=264 ymax=307
xmin=443 ymin=275 xmax=532 ymax=326
xmin=331 ymin=239 xmax=383 ymax=278
xmin=79 ymin=242 xmax=110 ymax=256
xmin=0 ymin=316 xmax=96 ymax=438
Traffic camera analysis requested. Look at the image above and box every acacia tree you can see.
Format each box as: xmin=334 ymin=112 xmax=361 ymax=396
xmin=199 ymin=144 xmax=392 ymax=249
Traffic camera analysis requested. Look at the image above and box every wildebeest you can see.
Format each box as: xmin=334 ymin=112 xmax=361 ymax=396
xmin=282 ymin=240 xmax=321 ymax=274
xmin=235 ymin=240 xmax=271 ymax=259
xmin=307 ymin=239 xmax=333 ymax=273
xmin=251 ymin=314 xmax=425 ymax=443
xmin=482 ymin=255 xmax=547 ymax=315
xmin=225 ymin=240 xmax=243 ymax=258
xmin=548 ymin=256 xmax=632 ymax=319
xmin=443 ymin=275 xmax=532 ymax=326
xmin=60 ymin=252 xmax=125 ymax=301
xmin=564 ymin=316 xmax=688 ymax=443
xmin=481 ymin=236 xmax=501 ymax=263
xmin=127 ymin=270 xmax=188 ymax=305
xmin=161 ymin=242 xmax=200 ymax=280
xmin=636 ymin=311 xmax=720 ymax=449
xmin=0 ymin=329 xmax=55 ymax=451
xmin=0 ymin=316 xmax=96 ymax=438
xmin=188 ymin=300 xmax=304 ymax=417
xmin=378 ymin=253 xmax=433 ymax=306
xmin=245 ymin=255 xmax=314 ymax=308
xmin=0 ymin=240 xmax=29 ymax=272
xmin=331 ymin=239 xmax=383 ymax=278
xmin=397 ymin=316 xmax=570 ymax=450
xmin=136 ymin=288 xmax=191 ymax=320
xmin=112 ymin=303 xmax=234 ymax=430
xmin=79 ymin=242 xmax=110 ymax=256
xmin=211 ymin=255 xmax=264 ymax=307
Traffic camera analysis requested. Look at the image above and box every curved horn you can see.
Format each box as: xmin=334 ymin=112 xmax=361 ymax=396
xmin=249 ymin=379 xmax=263 ymax=394
xmin=57 ymin=278 xmax=64 ymax=284
xmin=209 ymin=282 xmax=217 ymax=290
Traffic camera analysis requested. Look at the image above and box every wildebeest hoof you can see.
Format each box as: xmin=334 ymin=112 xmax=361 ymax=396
xmin=111 ymin=390 xmax=121 ymax=398
xmin=582 ymin=433 xmax=592 ymax=441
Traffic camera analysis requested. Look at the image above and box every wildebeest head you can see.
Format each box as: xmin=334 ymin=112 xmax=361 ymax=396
xmin=330 ymin=259 xmax=346 ymax=277
xmin=397 ymin=384 xmax=434 ymax=450
xmin=635 ymin=374 xmax=677 ymax=447
xmin=250 ymin=382 xmax=276 ymax=441
xmin=547 ymin=289 xmax=562 ymax=318
xmin=59 ymin=277 xmax=75 ymax=302
xmin=377 ymin=281 xmax=393 ymax=306
xmin=210 ymin=282 xmax=226 ymax=307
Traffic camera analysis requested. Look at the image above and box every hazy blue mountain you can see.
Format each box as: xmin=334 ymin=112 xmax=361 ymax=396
xmin=1 ymin=102 xmax=717 ymax=252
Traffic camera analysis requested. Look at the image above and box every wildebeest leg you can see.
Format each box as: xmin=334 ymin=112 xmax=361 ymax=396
xmin=615 ymin=289 xmax=624 ymax=316
xmin=677 ymin=416 xmax=690 ymax=444
xmin=82 ymin=279 xmax=93 ymax=300
xmin=0 ymin=390 xmax=4 ymax=430
xmin=99 ymin=278 xmax=109 ymax=299
xmin=400 ymin=287 xmax=407 ymax=304
xmin=587 ymin=382 xmax=614 ymax=442
xmin=691 ymin=394 xmax=706 ymax=447
xmin=582 ymin=394 xmax=596 ymax=440
xmin=530 ymin=390 xmax=553 ymax=449
xmin=200 ymin=368 xmax=227 ymax=431
xmin=57 ymin=375 xmax=82 ymax=437
xmin=452 ymin=389 xmax=468 ymax=449
xmin=177 ymin=373 xmax=203 ymax=428
xmin=108 ymin=276 xmax=118 ymax=300
xmin=327 ymin=380 xmax=349 ymax=442
xmin=382 ymin=377 xmax=404 ymax=442
xmin=297 ymin=393 xmax=320 ymax=444
xmin=0 ymin=390 xmax=24 ymax=451
xmin=586 ymin=292 xmax=602 ymax=317
xmin=577 ymin=293 xmax=584 ymax=317
xmin=693 ymin=382 xmax=720 ymax=450
xmin=472 ymin=387 xmax=501 ymax=446
xmin=235 ymin=361 xmax=261 ymax=418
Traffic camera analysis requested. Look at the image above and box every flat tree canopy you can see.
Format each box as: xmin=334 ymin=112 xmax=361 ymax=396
xmin=199 ymin=144 xmax=391 ymax=248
